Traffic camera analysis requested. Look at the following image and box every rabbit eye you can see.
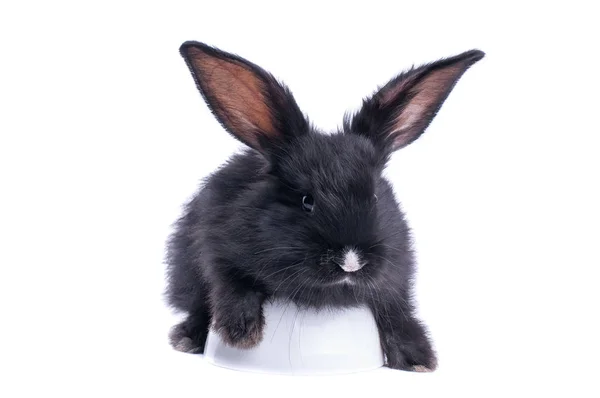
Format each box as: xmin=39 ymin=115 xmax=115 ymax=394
xmin=302 ymin=195 xmax=314 ymax=213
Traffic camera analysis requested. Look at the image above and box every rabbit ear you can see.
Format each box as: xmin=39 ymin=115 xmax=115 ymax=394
xmin=180 ymin=41 xmax=308 ymax=154
xmin=346 ymin=49 xmax=484 ymax=155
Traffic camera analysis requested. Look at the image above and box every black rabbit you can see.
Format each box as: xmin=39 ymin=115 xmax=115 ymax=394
xmin=165 ymin=41 xmax=484 ymax=371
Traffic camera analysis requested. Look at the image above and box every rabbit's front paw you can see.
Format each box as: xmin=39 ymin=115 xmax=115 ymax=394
xmin=384 ymin=336 xmax=438 ymax=372
xmin=213 ymin=304 xmax=265 ymax=349
xmin=169 ymin=313 xmax=210 ymax=354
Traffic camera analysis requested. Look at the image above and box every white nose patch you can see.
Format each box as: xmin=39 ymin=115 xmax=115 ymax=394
xmin=340 ymin=249 xmax=364 ymax=273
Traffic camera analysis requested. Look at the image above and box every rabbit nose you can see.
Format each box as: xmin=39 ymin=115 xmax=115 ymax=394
xmin=339 ymin=248 xmax=365 ymax=273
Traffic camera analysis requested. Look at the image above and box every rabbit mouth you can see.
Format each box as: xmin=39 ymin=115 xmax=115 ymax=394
xmin=323 ymin=273 xmax=358 ymax=287
xmin=338 ymin=274 xmax=357 ymax=286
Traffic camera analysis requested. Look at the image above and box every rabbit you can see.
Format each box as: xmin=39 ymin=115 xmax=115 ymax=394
xmin=165 ymin=40 xmax=484 ymax=372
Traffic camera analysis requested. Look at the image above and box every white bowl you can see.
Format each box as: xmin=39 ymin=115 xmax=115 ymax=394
xmin=204 ymin=300 xmax=384 ymax=375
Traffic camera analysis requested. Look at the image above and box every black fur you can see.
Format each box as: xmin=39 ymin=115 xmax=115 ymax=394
xmin=165 ymin=41 xmax=484 ymax=371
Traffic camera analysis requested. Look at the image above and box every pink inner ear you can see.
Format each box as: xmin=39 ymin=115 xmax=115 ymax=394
xmin=187 ymin=47 xmax=277 ymax=148
xmin=387 ymin=65 xmax=463 ymax=150
xmin=379 ymin=77 xmax=413 ymax=106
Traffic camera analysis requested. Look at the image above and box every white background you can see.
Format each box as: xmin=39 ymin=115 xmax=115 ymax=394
xmin=1 ymin=1 xmax=599 ymax=396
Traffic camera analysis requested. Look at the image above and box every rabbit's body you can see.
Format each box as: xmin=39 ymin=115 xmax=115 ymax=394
xmin=167 ymin=141 xmax=412 ymax=305
xmin=165 ymin=41 xmax=484 ymax=371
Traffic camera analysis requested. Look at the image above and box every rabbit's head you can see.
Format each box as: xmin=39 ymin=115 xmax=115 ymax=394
xmin=179 ymin=42 xmax=483 ymax=297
